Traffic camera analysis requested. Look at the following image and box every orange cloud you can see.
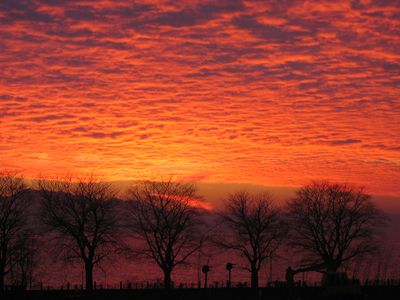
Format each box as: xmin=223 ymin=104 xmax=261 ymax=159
xmin=0 ymin=0 xmax=399 ymax=197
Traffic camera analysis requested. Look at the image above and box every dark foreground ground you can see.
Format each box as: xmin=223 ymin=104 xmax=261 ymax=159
xmin=3 ymin=286 xmax=400 ymax=300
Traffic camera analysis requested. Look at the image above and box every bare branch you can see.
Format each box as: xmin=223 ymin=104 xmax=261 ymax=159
xmin=217 ymin=191 xmax=287 ymax=288
xmin=0 ymin=171 xmax=31 ymax=290
xmin=126 ymin=179 xmax=204 ymax=288
xmin=286 ymin=181 xmax=386 ymax=275
xmin=38 ymin=175 xmax=121 ymax=291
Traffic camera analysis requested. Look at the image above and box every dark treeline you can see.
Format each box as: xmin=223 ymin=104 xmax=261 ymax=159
xmin=0 ymin=171 xmax=389 ymax=293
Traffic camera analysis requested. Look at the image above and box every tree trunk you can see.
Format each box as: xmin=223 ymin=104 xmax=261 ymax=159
xmin=0 ymin=259 xmax=5 ymax=292
xmin=250 ymin=267 xmax=259 ymax=288
xmin=0 ymin=252 xmax=5 ymax=292
xmin=0 ymin=268 xmax=4 ymax=292
xmin=85 ymin=261 xmax=94 ymax=291
xmin=163 ymin=269 xmax=172 ymax=289
xmin=327 ymin=262 xmax=339 ymax=273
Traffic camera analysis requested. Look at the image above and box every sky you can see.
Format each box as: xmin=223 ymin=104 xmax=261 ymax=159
xmin=0 ymin=0 xmax=399 ymax=199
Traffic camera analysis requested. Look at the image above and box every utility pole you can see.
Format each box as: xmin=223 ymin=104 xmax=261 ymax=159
xmin=269 ymin=257 xmax=273 ymax=284
xmin=226 ymin=263 xmax=234 ymax=288
xmin=197 ymin=251 xmax=201 ymax=288
xmin=202 ymin=265 xmax=210 ymax=288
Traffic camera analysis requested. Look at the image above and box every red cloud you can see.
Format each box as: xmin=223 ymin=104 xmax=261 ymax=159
xmin=0 ymin=0 xmax=399 ymax=196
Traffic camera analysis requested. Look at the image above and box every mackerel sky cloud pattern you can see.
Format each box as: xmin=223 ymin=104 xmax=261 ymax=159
xmin=0 ymin=0 xmax=399 ymax=196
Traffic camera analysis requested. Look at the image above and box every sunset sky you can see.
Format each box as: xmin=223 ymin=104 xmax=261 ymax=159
xmin=1 ymin=0 xmax=399 ymax=199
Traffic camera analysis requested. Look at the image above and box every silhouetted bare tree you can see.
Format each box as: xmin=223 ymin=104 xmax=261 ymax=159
xmin=9 ymin=233 xmax=37 ymax=289
xmin=287 ymin=181 xmax=385 ymax=275
xmin=39 ymin=176 xmax=120 ymax=291
xmin=0 ymin=172 xmax=29 ymax=291
xmin=127 ymin=180 xmax=204 ymax=288
xmin=218 ymin=191 xmax=287 ymax=288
